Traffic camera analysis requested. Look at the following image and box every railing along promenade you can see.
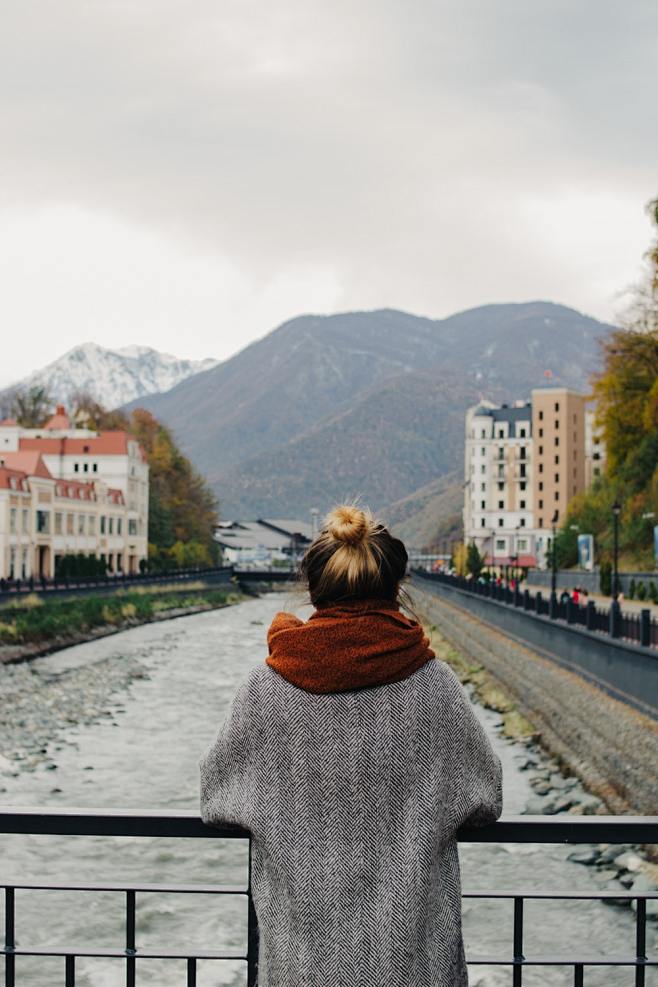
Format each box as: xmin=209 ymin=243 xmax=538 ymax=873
xmin=1 ymin=808 xmax=656 ymax=985
xmin=0 ymin=565 xmax=235 ymax=603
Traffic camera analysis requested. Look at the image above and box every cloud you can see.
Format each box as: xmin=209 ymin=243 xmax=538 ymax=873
xmin=0 ymin=0 xmax=655 ymax=382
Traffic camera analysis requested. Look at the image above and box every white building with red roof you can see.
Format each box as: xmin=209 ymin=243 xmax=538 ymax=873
xmin=0 ymin=406 xmax=148 ymax=579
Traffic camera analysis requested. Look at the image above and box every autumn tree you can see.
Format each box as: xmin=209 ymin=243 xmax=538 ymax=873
xmin=7 ymin=385 xmax=54 ymax=427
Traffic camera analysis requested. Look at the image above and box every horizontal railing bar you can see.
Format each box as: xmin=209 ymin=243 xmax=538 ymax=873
xmin=469 ymin=956 xmax=656 ymax=966
xmin=0 ymin=880 xmax=247 ymax=895
xmin=1 ymin=947 xmax=246 ymax=960
xmin=463 ymin=890 xmax=658 ymax=899
xmin=2 ymin=808 xmax=657 ymax=843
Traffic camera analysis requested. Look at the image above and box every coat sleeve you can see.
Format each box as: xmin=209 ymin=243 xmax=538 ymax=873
xmin=443 ymin=665 xmax=504 ymax=832
xmin=199 ymin=674 xmax=256 ymax=830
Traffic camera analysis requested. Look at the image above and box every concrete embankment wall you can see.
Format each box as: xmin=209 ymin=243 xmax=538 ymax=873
xmin=413 ymin=575 xmax=658 ymax=719
xmin=411 ymin=578 xmax=658 ymax=816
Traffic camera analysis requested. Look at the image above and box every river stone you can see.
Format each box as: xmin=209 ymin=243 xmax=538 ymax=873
xmin=567 ymin=848 xmax=599 ymax=865
xmin=630 ymin=874 xmax=658 ymax=918
xmin=597 ymin=844 xmax=633 ymax=865
xmin=592 ymin=868 xmax=619 ymax=883
xmin=523 ymin=796 xmax=549 ymax=814
xmin=576 ymin=794 xmax=603 ymax=815
xmin=614 ymin=851 xmax=644 ymax=872
xmin=530 ymin=779 xmax=552 ymax=795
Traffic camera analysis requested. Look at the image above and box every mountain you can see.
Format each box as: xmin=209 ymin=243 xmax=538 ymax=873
xmin=123 ymin=302 xmax=615 ymax=530
xmin=383 ymin=473 xmax=464 ymax=549
xmin=1 ymin=342 xmax=218 ymax=409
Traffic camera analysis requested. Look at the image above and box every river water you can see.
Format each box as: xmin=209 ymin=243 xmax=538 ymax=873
xmin=0 ymin=593 xmax=653 ymax=986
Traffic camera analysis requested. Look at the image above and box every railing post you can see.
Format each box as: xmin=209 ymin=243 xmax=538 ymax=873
xmin=5 ymin=886 xmax=15 ymax=987
xmin=247 ymin=839 xmax=259 ymax=987
xmin=126 ymin=889 xmax=136 ymax=987
xmin=635 ymin=896 xmax=646 ymax=987
xmin=523 ymin=589 xmax=531 ymax=610
xmin=567 ymin=599 xmax=577 ymax=625
xmin=586 ymin=600 xmax=596 ymax=631
xmin=640 ymin=609 xmax=651 ymax=649
xmin=513 ymin=896 xmax=524 ymax=986
xmin=535 ymin=591 xmax=543 ymax=614
xmin=610 ymin=599 xmax=621 ymax=638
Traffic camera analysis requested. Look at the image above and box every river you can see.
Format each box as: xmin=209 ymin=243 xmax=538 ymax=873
xmin=0 ymin=593 xmax=651 ymax=986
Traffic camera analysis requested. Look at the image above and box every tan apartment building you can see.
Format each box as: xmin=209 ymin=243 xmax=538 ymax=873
xmin=531 ymin=388 xmax=587 ymax=531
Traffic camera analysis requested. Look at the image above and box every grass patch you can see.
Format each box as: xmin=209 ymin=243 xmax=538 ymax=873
xmin=0 ymin=587 xmax=240 ymax=646
xmin=426 ymin=622 xmax=538 ymax=742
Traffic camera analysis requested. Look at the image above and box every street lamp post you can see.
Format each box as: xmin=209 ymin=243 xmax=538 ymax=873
xmin=610 ymin=501 xmax=622 ymax=637
xmin=549 ymin=510 xmax=559 ymax=619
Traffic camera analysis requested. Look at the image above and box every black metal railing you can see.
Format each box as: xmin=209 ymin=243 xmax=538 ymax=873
xmin=1 ymin=809 xmax=656 ymax=985
xmin=0 ymin=566 xmax=234 ymax=603
xmin=415 ymin=569 xmax=658 ymax=650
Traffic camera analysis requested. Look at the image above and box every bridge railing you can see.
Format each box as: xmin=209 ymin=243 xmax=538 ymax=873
xmin=1 ymin=808 xmax=656 ymax=986
xmin=0 ymin=566 xmax=235 ymax=603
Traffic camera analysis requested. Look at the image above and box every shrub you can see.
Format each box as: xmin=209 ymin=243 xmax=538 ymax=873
xmin=649 ymin=582 xmax=658 ymax=604
xmin=637 ymin=582 xmax=647 ymax=601
xmin=600 ymin=561 xmax=612 ymax=596
xmin=629 ymin=578 xmax=637 ymax=599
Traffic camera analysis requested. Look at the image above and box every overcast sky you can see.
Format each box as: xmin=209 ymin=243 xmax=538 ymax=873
xmin=1 ymin=0 xmax=656 ymax=386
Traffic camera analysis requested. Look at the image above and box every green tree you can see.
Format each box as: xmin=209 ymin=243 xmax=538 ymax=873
xmin=466 ymin=541 xmax=484 ymax=578
xmin=10 ymin=385 xmax=54 ymax=427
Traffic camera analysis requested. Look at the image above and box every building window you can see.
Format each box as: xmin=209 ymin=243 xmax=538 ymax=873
xmin=128 ymin=519 xmax=137 ymax=536
xmin=36 ymin=510 xmax=50 ymax=534
xmin=22 ymin=509 xmax=29 ymax=533
xmin=78 ymin=514 xmax=85 ymax=534
xmin=538 ymin=428 xmax=543 ymax=437
xmin=481 ymin=483 xmax=486 ymax=492
xmin=88 ymin=514 xmax=96 ymax=534
xmin=498 ymin=500 xmax=504 ymax=509
xmin=538 ymin=445 xmax=543 ymax=455
xmin=9 ymin=508 xmax=16 ymax=533
xmin=520 ymin=447 xmax=526 ymax=460
xmin=539 ymin=463 xmax=543 ymax=473
xmin=539 ymin=410 xmax=544 ymax=420
xmin=100 ymin=515 xmax=106 ymax=534
xmin=74 ymin=463 xmax=79 ymax=473
xmin=498 ymin=429 xmax=504 ymax=438
xmin=554 ymin=491 xmax=559 ymax=500
xmin=117 ymin=518 xmax=122 ymax=535
xmin=594 ymin=467 xmax=600 ymax=476
xmin=520 ymin=499 xmax=526 ymax=509
xmin=519 ymin=518 xmax=526 ymax=527
xmin=539 ymin=481 xmax=543 ymax=491
xmin=481 ymin=518 xmax=486 ymax=527
xmin=481 ymin=465 xmax=486 ymax=474
xmin=498 ymin=465 xmax=504 ymax=477
xmin=555 ymin=420 xmax=559 ymax=430
xmin=519 ymin=428 xmax=526 ymax=438
xmin=497 ymin=482 xmax=504 ymax=491
xmin=555 ymin=455 xmax=560 ymax=464
xmin=555 ymin=473 xmax=559 ymax=483
xmin=481 ymin=447 xmax=486 ymax=456
xmin=54 ymin=513 xmax=62 ymax=535
xmin=108 ymin=517 xmax=114 ymax=535
xmin=498 ymin=448 xmax=505 ymax=460
xmin=519 ymin=464 xmax=526 ymax=477
xmin=539 ymin=517 xmax=543 ymax=528
xmin=496 ymin=538 xmax=506 ymax=550
xmin=93 ymin=463 xmax=98 ymax=472
xmin=481 ymin=429 xmax=486 ymax=438
xmin=83 ymin=463 xmax=88 ymax=473
xmin=481 ymin=500 xmax=486 ymax=509
xmin=539 ymin=499 xmax=544 ymax=509
xmin=498 ymin=518 xmax=504 ymax=527
xmin=554 ymin=402 xmax=560 ymax=412
xmin=517 ymin=538 xmax=528 ymax=551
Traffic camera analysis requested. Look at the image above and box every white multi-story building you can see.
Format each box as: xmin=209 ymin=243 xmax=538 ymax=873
xmin=0 ymin=405 xmax=148 ymax=578
xmin=463 ymin=400 xmax=537 ymax=569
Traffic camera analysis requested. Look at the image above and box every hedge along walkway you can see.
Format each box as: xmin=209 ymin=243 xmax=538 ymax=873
xmin=412 ymin=584 xmax=658 ymax=818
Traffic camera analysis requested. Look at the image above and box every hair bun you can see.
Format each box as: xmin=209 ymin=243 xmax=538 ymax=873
xmin=325 ymin=504 xmax=369 ymax=546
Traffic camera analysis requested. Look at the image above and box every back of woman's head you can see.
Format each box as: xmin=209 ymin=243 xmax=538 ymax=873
xmin=299 ymin=503 xmax=409 ymax=606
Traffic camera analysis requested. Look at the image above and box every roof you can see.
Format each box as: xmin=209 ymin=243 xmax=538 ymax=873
xmin=0 ymin=466 xmax=30 ymax=492
xmin=54 ymin=478 xmax=97 ymax=501
xmin=0 ymin=450 xmax=53 ymax=479
xmin=472 ymin=402 xmax=532 ymax=438
xmin=44 ymin=404 xmax=71 ymax=430
xmin=215 ymin=519 xmax=309 ymax=551
xmin=259 ymin=518 xmax=313 ymax=540
xmin=20 ymin=431 xmax=139 ymax=458
xmin=0 ymin=417 xmax=17 ymax=427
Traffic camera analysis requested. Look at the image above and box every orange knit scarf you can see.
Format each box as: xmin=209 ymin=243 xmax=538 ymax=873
xmin=265 ymin=598 xmax=435 ymax=694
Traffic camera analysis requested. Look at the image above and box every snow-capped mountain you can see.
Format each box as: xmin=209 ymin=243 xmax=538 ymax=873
xmin=2 ymin=342 xmax=218 ymax=410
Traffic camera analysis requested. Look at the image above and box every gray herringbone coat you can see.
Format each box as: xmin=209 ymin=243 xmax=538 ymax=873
xmin=200 ymin=658 xmax=503 ymax=986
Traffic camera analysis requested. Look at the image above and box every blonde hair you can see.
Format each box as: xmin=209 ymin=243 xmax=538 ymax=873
xmin=299 ymin=503 xmax=409 ymax=606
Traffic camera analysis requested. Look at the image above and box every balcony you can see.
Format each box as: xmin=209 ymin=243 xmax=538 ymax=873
xmin=1 ymin=808 xmax=656 ymax=986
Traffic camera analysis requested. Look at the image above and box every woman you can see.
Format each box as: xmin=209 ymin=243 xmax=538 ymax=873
xmin=200 ymin=504 xmax=503 ymax=986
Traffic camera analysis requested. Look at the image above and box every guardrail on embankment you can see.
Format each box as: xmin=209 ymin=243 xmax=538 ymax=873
xmin=2 ymin=808 xmax=656 ymax=986
xmin=412 ymin=570 xmax=658 ymax=719
xmin=0 ymin=566 xmax=235 ymax=604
